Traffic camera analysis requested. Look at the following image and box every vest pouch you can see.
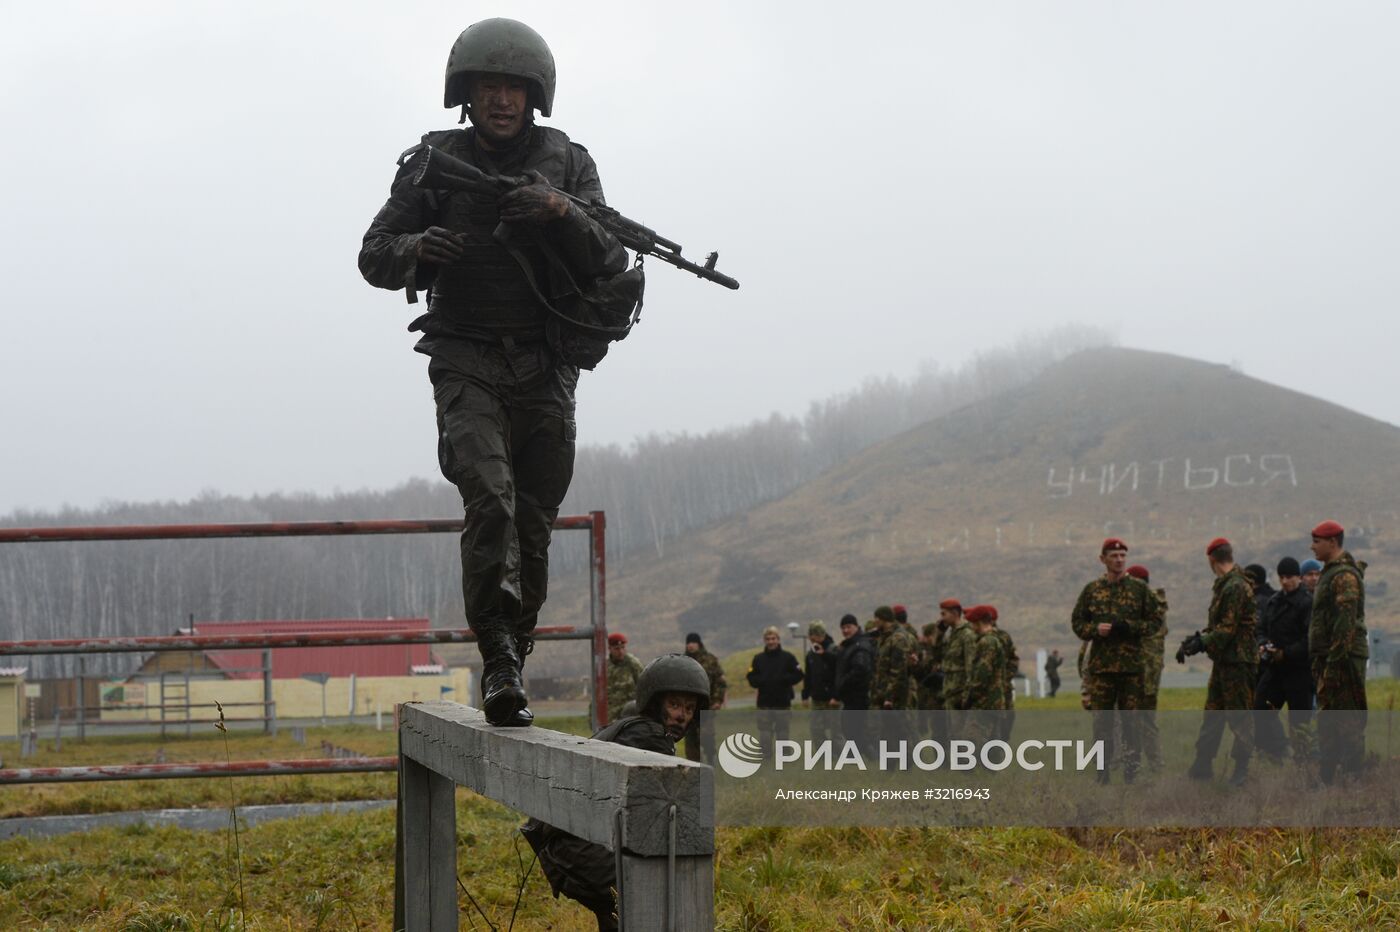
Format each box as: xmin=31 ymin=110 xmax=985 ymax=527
xmin=546 ymin=264 xmax=645 ymax=370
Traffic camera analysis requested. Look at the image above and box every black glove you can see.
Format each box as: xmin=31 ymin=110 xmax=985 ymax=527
xmin=1175 ymin=632 xmax=1205 ymax=664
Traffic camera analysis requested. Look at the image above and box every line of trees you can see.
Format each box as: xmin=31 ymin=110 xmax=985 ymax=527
xmin=1 ymin=327 xmax=1108 ymax=678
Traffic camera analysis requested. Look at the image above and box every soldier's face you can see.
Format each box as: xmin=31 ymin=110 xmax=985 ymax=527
xmin=469 ymin=74 xmax=530 ymax=146
xmin=1280 ymin=574 xmax=1301 ymax=593
xmin=660 ymin=693 xmax=699 ymax=738
xmin=1310 ymin=535 xmax=1340 ymax=562
xmin=685 ymin=642 xmax=699 ymax=654
xmin=608 ymin=644 xmax=626 ymax=661
xmin=763 ymin=631 xmax=780 ymax=650
xmin=1303 ymin=570 xmax=1320 ymax=590
xmin=1100 ymin=549 xmax=1128 ymax=576
xmin=938 ymin=608 xmax=959 ymax=626
xmin=840 ymin=623 xmax=859 ymax=639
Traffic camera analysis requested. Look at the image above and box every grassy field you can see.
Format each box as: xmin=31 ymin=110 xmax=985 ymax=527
xmin=3 ymin=692 xmax=1400 ymax=929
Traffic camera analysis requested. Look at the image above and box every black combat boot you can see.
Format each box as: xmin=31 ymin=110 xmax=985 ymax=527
xmin=502 ymin=631 xmax=536 ymax=727
xmin=1228 ymin=757 xmax=1248 ymax=787
xmin=477 ymin=628 xmax=528 ymax=727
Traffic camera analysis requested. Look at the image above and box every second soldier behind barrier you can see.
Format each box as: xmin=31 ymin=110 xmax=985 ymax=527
xmin=522 ymin=655 xmax=710 ymax=930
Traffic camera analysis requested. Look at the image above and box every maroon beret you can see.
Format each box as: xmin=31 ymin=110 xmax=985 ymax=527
xmin=964 ymin=605 xmax=992 ymax=623
xmin=1101 ymin=537 xmax=1128 ymax=554
xmin=938 ymin=599 xmax=962 ymax=612
xmin=1311 ymin=520 xmax=1344 ymax=540
xmin=607 ymin=632 xmax=627 ymax=645
xmin=1126 ymin=564 xmax=1150 ymax=581
xmin=1206 ymin=537 xmax=1231 ymax=556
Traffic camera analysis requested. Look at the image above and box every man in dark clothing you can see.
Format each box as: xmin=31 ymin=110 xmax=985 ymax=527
xmin=747 ymin=626 xmax=803 ymax=750
xmin=1254 ymin=556 xmax=1314 ymax=762
xmin=802 ymin=621 xmax=838 ymax=744
xmin=1244 ymin=564 xmax=1275 ymax=621
xmin=831 ymin=614 xmax=874 ymax=752
xmin=522 ymin=654 xmax=710 ymax=930
xmin=358 ymin=19 xmax=629 ymax=727
xmin=1045 ymin=649 xmax=1063 ymax=698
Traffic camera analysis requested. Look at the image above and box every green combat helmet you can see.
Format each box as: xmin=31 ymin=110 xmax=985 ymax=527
xmin=445 ymin=18 xmax=557 ymax=116
xmin=635 ymin=654 xmax=711 ymax=715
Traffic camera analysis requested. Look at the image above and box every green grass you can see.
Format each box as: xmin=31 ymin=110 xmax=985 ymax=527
xmin=5 ymin=698 xmax=1400 ymax=928
xmin=3 ymin=804 xmax=1399 ymax=929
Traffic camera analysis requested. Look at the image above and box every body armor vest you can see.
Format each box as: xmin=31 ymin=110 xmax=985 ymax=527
xmin=426 ymin=127 xmax=573 ymax=334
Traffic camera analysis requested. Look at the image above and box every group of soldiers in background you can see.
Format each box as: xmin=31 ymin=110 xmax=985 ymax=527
xmin=603 ymin=519 xmax=1369 ymax=785
xmin=1072 ymin=519 xmax=1370 ymax=786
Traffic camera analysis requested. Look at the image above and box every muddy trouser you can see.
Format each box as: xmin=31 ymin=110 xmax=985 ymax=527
xmin=1087 ymin=672 xmax=1142 ymax=777
xmin=1194 ymin=662 xmax=1254 ymax=767
xmin=1317 ymin=658 xmax=1368 ymax=779
xmin=1253 ymin=668 xmax=1315 ymax=760
xmin=431 ymin=347 xmax=578 ymax=656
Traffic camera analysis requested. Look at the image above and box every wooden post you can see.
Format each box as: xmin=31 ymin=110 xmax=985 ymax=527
xmin=394 ymin=701 xmax=714 ymax=931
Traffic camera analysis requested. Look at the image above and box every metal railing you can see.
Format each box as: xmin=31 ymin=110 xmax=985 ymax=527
xmin=0 ymin=513 xmax=609 ymax=785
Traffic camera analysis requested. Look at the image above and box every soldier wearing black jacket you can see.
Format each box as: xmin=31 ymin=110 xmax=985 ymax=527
xmin=1255 ymin=556 xmax=1314 ymax=761
xmin=832 ymin=615 xmax=874 ymax=709
xmin=802 ymin=621 xmax=839 ymax=744
xmin=832 ymin=615 xmax=875 ymax=752
xmin=747 ymin=626 xmax=803 ymax=750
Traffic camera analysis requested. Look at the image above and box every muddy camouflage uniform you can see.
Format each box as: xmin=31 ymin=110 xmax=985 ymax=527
xmin=964 ymin=630 xmax=1007 ymax=746
xmin=871 ymin=623 xmax=918 ymax=710
xmin=1192 ymin=566 xmax=1257 ymax=772
xmin=1310 ymin=551 xmax=1369 ymax=778
xmin=359 ymin=120 xmax=628 ymax=719
xmin=1071 ymin=574 xmax=1161 ymax=779
xmin=606 ymin=652 xmax=644 ymax=721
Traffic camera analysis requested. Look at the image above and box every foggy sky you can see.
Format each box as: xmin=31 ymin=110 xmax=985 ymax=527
xmin=2 ymin=1 xmax=1397 ymax=516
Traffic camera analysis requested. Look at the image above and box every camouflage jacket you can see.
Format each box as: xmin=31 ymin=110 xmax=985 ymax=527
xmin=991 ymin=628 xmax=1019 ymax=705
xmin=1310 ymin=551 xmax=1369 ymax=665
xmin=606 ymin=653 xmax=645 ymax=719
xmin=690 ymin=648 xmax=728 ymax=707
xmin=1071 ymin=575 xmax=1162 ymax=674
xmin=965 ymin=632 xmax=1008 ymax=711
xmin=940 ymin=622 xmax=977 ymax=709
xmin=1201 ymin=566 xmax=1257 ymax=665
xmin=871 ymin=625 xmax=918 ymax=709
xmin=1141 ymin=588 xmax=1169 ymax=695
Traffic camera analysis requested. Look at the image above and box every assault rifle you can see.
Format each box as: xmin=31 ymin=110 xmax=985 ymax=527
xmin=397 ymin=143 xmax=740 ymax=290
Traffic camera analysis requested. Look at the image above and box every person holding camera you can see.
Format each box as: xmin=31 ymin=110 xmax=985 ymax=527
xmin=1254 ymin=556 xmax=1314 ymax=762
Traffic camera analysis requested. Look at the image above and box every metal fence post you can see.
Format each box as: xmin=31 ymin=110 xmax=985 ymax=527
xmin=263 ymin=648 xmax=274 ymax=736
xmin=590 ymin=509 xmax=608 ymax=731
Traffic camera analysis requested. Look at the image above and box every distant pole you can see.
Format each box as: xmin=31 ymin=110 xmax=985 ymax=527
xmin=76 ymin=657 xmax=86 ymax=742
